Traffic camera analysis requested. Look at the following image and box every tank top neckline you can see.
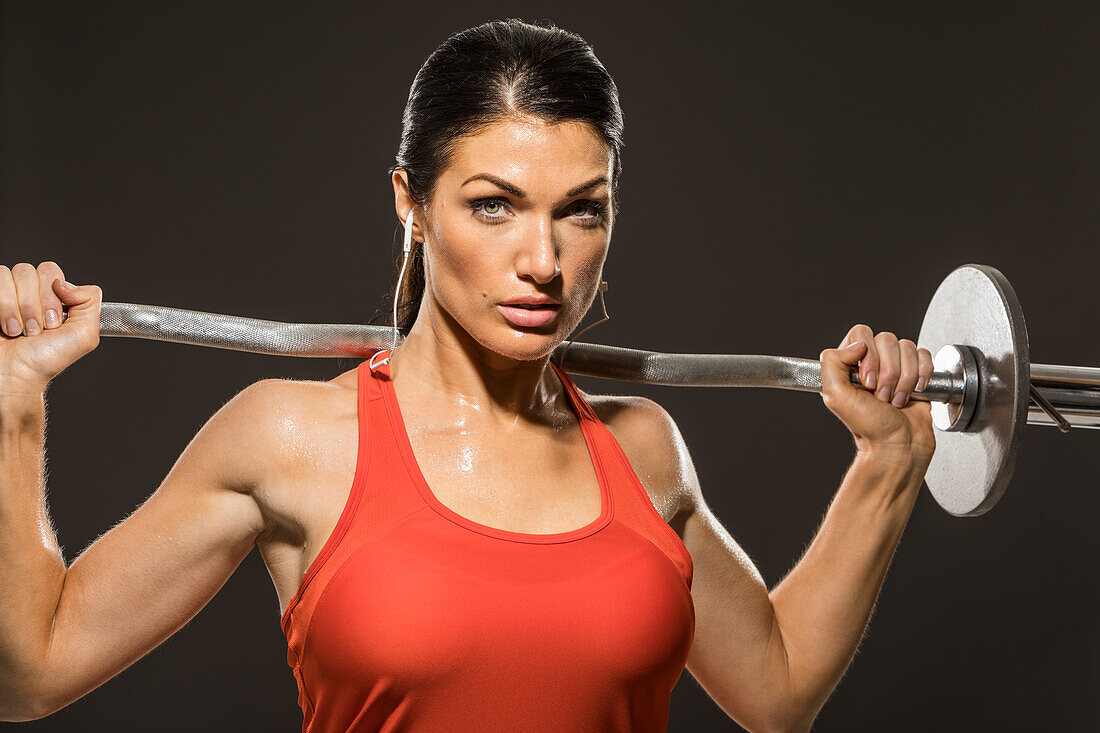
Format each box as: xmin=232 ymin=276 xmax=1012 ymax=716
xmin=367 ymin=348 xmax=615 ymax=545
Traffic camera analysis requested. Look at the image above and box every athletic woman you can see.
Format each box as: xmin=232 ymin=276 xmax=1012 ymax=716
xmin=0 ymin=18 xmax=935 ymax=733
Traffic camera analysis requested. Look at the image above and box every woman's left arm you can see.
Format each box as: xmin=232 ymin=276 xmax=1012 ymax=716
xmin=766 ymin=325 xmax=936 ymax=729
xmin=617 ymin=325 xmax=934 ymax=733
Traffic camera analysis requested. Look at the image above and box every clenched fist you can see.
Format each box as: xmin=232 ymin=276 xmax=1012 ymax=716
xmin=818 ymin=324 xmax=936 ymax=467
xmin=0 ymin=261 xmax=102 ymax=396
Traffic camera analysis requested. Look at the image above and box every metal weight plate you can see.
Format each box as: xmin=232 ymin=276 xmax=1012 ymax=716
xmin=917 ymin=264 xmax=1030 ymax=516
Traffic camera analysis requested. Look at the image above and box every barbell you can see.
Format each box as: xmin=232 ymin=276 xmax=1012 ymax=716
xmin=97 ymin=263 xmax=1097 ymax=517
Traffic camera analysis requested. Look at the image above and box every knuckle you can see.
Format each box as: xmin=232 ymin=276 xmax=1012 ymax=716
xmin=899 ymin=338 xmax=916 ymax=348
xmin=11 ymin=262 xmax=35 ymax=275
xmin=876 ymin=330 xmax=897 ymax=342
xmin=37 ymin=261 xmax=61 ymax=273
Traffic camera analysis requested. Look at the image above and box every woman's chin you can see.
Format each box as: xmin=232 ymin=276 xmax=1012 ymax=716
xmin=480 ymin=326 xmax=567 ymax=363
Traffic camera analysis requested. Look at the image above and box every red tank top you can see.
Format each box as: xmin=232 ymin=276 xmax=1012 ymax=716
xmin=280 ymin=349 xmax=695 ymax=732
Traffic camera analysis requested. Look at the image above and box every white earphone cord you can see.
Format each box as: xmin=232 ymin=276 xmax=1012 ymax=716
xmin=392 ymin=209 xmax=415 ymax=350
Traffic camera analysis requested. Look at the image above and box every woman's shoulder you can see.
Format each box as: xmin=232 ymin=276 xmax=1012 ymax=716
xmin=226 ymin=372 xmax=355 ymax=439
xmin=573 ymin=387 xmax=677 ymax=441
xmin=201 ymin=371 xmax=358 ymax=496
xmin=216 ymin=371 xmax=360 ymax=540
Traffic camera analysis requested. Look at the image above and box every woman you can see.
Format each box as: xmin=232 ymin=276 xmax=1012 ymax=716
xmin=0 ymin=18 xmax=935 ymax=733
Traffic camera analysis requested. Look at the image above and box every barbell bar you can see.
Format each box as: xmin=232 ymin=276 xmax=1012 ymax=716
xmin=96 ymin=263 xmax=1096 ymax=517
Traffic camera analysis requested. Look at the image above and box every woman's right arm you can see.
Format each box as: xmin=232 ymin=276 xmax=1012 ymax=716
xmin=0 ymin=376 xmax=293 ymax=722
xmin=0 ymin=263 xmax=283 ymax=721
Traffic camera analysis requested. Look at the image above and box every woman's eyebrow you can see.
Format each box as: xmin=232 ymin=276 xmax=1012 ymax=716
xmin=462 ymin=173 xmax=527 ymax=197
xmin=460 ymin=173 xmax=609 ymax=199
xmin=563 ymin=175 xmax=610 ymax=197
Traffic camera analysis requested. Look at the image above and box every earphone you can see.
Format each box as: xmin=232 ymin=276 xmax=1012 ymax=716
xmin=391 ymin=209 xmax=415 ymax=350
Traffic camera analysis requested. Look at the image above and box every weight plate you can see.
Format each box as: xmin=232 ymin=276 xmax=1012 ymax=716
xmin=917 ymin=264 xmax=1030 ymax=516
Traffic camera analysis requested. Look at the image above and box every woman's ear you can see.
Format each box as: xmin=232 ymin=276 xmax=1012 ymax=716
xmin=392 ymin=168 xmax=424 ymax=241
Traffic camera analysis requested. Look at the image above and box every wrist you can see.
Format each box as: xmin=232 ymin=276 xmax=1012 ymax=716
xmin=0 ymin=383 xmax=47 ymax=415
xmin=852 ymin=445 xmax=925 ymax=481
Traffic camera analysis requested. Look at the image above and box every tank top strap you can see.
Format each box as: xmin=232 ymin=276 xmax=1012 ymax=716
xmin=281 ymin=349 xmax=424 ymax=649
xmin=550 ymin=359 xmax=695 ymax=590
xmin=548 ymin=359 xmax=599 ymax=422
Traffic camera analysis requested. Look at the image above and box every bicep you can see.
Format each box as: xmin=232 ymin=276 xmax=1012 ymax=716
xmin=36 ymin=380 xmax=281 ymax=715
xmin=682 ymin=497 xmax=791 ymax=730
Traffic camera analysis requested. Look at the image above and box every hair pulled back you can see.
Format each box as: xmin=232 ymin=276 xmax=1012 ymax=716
xmin=378 ymin=18 xmax=624 ymax=331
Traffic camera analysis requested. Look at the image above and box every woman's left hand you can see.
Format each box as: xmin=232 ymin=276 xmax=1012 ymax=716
xmin=818 ymin=324 xmax=937 ymax=466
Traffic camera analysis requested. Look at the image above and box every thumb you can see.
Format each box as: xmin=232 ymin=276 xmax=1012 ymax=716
xmin=820 ymin=340 xmax=867 ymax=394
xmin=52 ymin=278 xmax=94 ymax=305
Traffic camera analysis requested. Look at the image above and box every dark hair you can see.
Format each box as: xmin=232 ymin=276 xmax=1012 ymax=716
xmin=372 ymin=18 xmax=625 ymax=332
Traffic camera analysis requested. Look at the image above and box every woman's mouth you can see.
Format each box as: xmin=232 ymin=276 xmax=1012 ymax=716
xmin=497 ymin=303 xmax=561 ymax=328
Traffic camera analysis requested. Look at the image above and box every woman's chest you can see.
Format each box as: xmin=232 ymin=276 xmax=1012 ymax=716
xmin=303 ymin=519 xmax=695 ymax=693
xmin=257 ymin=399 xmax=680 ymax=617
xmin=400 ymin=413 xmax=609 ymax=534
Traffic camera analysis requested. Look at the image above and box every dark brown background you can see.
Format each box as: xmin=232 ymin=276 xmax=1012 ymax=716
xmin=2 ymin=1 xmax=1097 ymax=730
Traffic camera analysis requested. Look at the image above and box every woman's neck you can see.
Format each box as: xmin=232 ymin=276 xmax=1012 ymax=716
xmin=387 ymin=311 xmax=563 ymax=428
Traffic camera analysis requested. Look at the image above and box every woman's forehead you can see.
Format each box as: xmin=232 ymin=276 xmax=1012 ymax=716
xmin=440 ymin=117 xmax=612 ymax=192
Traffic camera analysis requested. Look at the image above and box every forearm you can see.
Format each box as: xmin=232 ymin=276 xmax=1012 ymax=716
xmin=768 ymin=450 xmax=924 ymax=728
xmin=0 ymin=388 xmax=67 ymax=716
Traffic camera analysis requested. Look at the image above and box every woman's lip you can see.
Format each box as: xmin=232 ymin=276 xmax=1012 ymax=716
xmin=497 ymin=304 xmax=560 ymax=328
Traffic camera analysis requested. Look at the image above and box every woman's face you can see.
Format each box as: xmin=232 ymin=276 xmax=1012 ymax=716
xmin=396 ymin=115 xmax=615 ymax=364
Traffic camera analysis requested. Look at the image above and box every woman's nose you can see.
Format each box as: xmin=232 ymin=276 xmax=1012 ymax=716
xmin=515 ymin=220 xmax=560 ymax=284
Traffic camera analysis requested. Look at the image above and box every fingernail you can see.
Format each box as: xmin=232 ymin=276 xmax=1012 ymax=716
xmin=844 ymin=341 xmax=863 ymax=350
xmin=4 ymin=318 xmax=20 ymax=336
xmin=45 ymin=309 xmax=59 ymax=328
xmin=892 ymin=391 xmax=908 ymax=408
xmin=916 ymin=376 xmax=927 ymax=392
xmin=866 ymin=371 xmax=877 ymax=390
xmin=25 ymin=318 xmax=40 ymax=335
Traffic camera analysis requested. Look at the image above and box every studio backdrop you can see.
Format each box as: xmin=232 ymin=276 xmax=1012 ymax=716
xmin=1 ymin=2 xmax=1097 ymax=731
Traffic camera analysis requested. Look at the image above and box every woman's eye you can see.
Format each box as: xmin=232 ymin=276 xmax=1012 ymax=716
xmin=471 ymin=198 xmax=509 ymax=223
xmin=569 ymin=200 xmax=605 ymax=226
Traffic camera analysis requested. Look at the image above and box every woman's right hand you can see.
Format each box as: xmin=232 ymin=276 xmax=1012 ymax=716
xmin=0 ymin=261 xmax=102 ymax=396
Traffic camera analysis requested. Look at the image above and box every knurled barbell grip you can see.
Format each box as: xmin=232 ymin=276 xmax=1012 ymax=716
xmin=773 ymin=356 xmax=961 ymax=403
xmin=96 ymin=302 xmax=970 ymax=404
